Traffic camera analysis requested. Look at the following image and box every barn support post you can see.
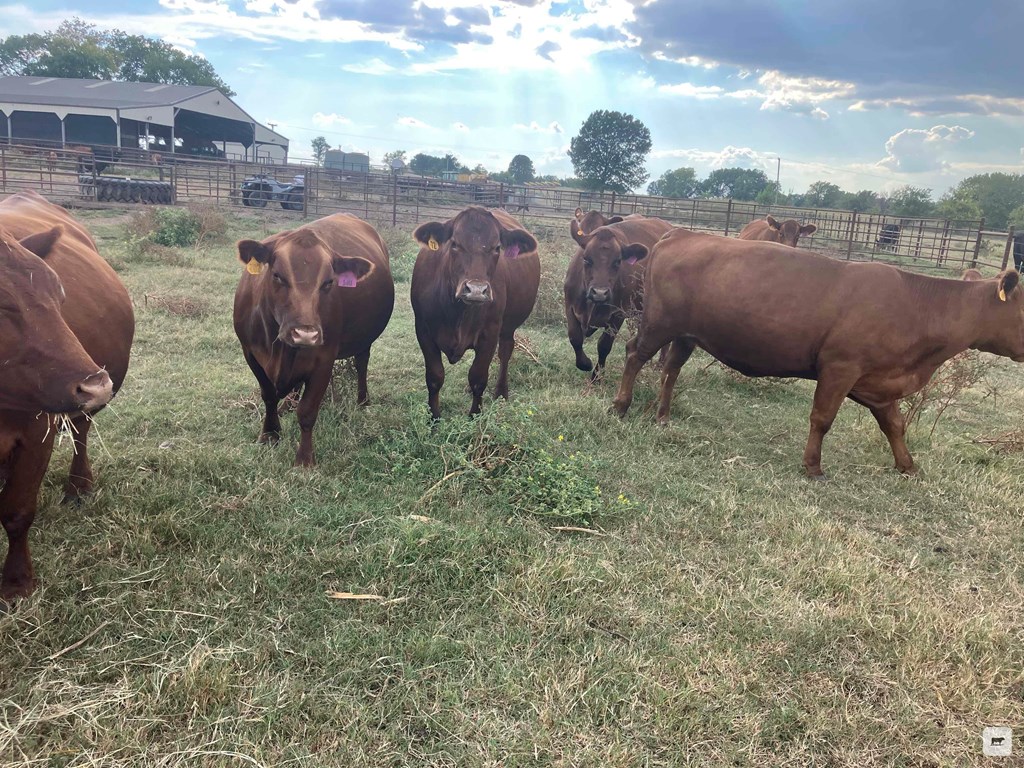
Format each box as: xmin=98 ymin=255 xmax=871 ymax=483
xmin=970 ymin=218 xmax=985 ymax=269
xmin=846 ymin=211 xmax=858 ymax=260
xmin=724 ymin=199 xmax=734 ymax=236
xmin=1001 ymin=226 xmax=1015 ymax=271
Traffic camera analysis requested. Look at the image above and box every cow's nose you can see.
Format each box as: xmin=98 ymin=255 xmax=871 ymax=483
xmin=458 ymin=280 xmax=492 ymax=304
xmin=74 ymin=370 xmax=113 ymax=410
xmin=289 ymin=326 xmax=322 ymax=347
xmin=588 ymin=287 xmax=611 ymax=303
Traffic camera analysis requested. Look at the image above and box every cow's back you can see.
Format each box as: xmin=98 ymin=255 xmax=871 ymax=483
xmin=0 ymin=192 xmax=134 ymax=387
xmin=737 ymin=219 xmax=778 ymax=243
xmin=490 ymin=209 xmax=540 ymax=331
xmin=298 ymin=214 xmax=395 ymax=358
xmin=646 ymin=229 xmax=923 ymax=378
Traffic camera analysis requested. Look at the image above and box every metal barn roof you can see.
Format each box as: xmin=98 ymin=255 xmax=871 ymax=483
xmin=0 ymin=76 xmax=216 ymax=110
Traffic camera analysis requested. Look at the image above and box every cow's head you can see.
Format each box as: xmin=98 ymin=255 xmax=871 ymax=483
xmin=414 ymin=207 xmax=536 ymax=304
xmin=0 ymin=227 xmax=113 ymax=413
xmin=766 ymin=215 xmax=817 ymax=247
xmin=575 ymin=211 xmax=624 ymax=237
xmin=979 ymin=270 xmax=1024 ymax=361
xmin=570 ymin=225 xmax=648 ymax=305
xmin=237 ymin=228 xmax=375 ymax=347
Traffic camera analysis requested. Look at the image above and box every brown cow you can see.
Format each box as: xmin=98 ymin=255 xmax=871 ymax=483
xmin=564 ymin=217 xmax=674 ymax=379
xmin=572 ymin=210 xmax=646 ymax=237
xmin=612 ymin=228 xmax=1024 ymax=477
xmin=961 ymin=268 xmax=984 ymax=281
xmin=233 ymin=214 xmax=394 ymax=467
xmin=738 ymin=215 xmax=817 ymax=247
xmin=0 ymin=190 xmax=134 ymax=598
xmin=411 ymin=206 xmax=540 ymax=418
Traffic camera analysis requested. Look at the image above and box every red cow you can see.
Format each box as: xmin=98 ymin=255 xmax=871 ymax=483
xmin=411 ymin=207 xmax=540 ymax=418
xmin=612 ymin=228 xmax=1024 ymax=477
xmin=233 ymin=214 xmax=394 ymax=466
xmin=738 ymin=216 xmax=817 ymax=247
xmin=0 ymin=190 xmax=134 ymax=598
xmin=564 ymin=217 xmax=674 ymax=379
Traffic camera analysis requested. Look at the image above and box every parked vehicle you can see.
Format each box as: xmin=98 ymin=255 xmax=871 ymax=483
xmin=240 ymin=174 xmax=305 ymax=211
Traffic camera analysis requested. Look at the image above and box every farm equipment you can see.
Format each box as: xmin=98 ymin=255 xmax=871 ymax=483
xmin=240 ymin=173 xmax=305 ymax=211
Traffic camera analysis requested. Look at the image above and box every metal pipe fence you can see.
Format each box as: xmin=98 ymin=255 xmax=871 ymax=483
xmin=0 ymin=141 xmax=1011 ymax=276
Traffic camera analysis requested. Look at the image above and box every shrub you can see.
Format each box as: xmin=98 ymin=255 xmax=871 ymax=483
xmin=379 ymin=399 xmax=632 ymax=525
xmin=123 ymin=205 xmax=228 ymax=251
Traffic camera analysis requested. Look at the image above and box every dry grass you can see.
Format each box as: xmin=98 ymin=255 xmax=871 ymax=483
xmin=143 ymin=292 xmax=212 ymax=319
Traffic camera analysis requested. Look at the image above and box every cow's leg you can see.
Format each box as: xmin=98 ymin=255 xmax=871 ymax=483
xmin=1 ymin=433 xmax=56 ymax=599
xmin=869 ymin=401 xmax=916 ymax=474
xmin=468 ymin=339 xmax=497 ymax=416
xmin=493 ymin=334 xmax=516 ymax=400
xmin=353 ymin=349 xmax=371 ymax=406
xmin=592 ymin=315 xmax=623 ymax=382
xmin=294 ymin=367 xmax=331 ymax=468
xmin=244 ymin=352 xmax=281 ymax=443
xmin=803 ymin=371 xmax=857 ymax=478
xmin=611 ymin=324 xmax=674 ymax=418
xmin=656 ymin=339 xmax=697 ymax=425
xmin=63 ymin=412 xmax=95 ymax=503
xmin=416 ymin=323 xmax=445 ymax=420
xmin=567 ymin=307 xmax=593 ymax=372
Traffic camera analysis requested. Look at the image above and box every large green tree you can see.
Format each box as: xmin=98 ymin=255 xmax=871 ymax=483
xmin=699 ymin=167 xmax=770 ymax=201
xmin=647 ymin=167 xmax=699 ymax=198
xmin=311 ymin=136 xmax=331 ymax=166
xmin=507 ymin=154 xmax=535 ymax=184
xmin=804 ymin=181 xmax=844 ymax=209
xmin=885 ymin=185 xmax=934 ymax=218
xmin=944 ymin=173 xmax=1024 ymax=229
xmin=568 ymin=110 xmax=652 ymax=193
xmin=935 ymin=187 xmax=983 ymax=221
xmin=0 ymin=19 xmax=234 ymax=94
xmin=409 ymin=152 xmax=467 ymax=178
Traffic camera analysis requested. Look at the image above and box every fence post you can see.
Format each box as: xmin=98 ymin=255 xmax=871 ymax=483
xmin=392 ymin=171 xmax=398 ymax=227
xmin=724 ymin=199 xmax=733 ymax=236
xmin=609 ymin=190 xmax=617 ymax=214
xmin=302 ymin=166 xmax=311 ymax=218
xmin=1 ymin=146 xmax=6 ymax=192
xmin=1001 ymin=226 xmax=1015 ymax=271
xmin=170 ymin=165 xmax=177 ymax=205
xmin=938 ymin=218 xmax=951 ymax=265
xmin=971 ymin=217 xmax=985 ymax=269
xmin=846 ymin=211 xmax=857 ymax=260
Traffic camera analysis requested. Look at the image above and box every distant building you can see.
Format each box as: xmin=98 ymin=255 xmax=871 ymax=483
xmin=324 ymin=150 xmax=369 ymax=173
xmin=0 ymin=75 xmax=288 ymax=162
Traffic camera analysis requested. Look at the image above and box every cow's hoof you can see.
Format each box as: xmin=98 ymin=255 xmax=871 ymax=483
xmin=293 ymin=456 xmax=316 ymax=468
xmin=0 ymin=578 xmax=35 ymax=603
xmin=576 ymin=359 xmax=594 ymax=372
xmin=258 ymin=431 xmax=281 ymax=445
xmin=897 ymin=464 xmax=920 ymax=477
xmin=61 ymin=492 xmax=85 ymax=507
xmin=610 ymin=402 xmax=629 ymax=418
xmin=805 ymin=471 xmax=828 ymax=482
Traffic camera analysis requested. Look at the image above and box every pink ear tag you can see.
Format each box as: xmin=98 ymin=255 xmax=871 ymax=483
xmin=503 ymin=244 xmax=521 ymax=259
xmin=625 ymin=255 xmax=639 ymax=265
xmin=337 ymin=271 xmax=358 ymax=288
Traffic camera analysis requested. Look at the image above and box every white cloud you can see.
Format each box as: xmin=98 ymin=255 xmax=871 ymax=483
xmin=342 ymin=58 xmax=396 ymax=76
xmin=312 ymin=112 xmax=352 ymax=128
xmin=513 ymin=121 xmax=564 ymax=135
xmin=657 ymin=82 xmax=724 ymax=99
xmin=652 ymin=145 xmax=778 ymax=172
xmin=877 ymin=125 xmax=975 ymax=173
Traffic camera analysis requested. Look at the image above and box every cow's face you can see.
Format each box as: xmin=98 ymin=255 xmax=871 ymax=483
xmin=237 ymin=229 xmax=375 ymax=347
xmin=767 ymin=215 xmax=816 ymax=247
xmin=415 ymin=208 xmax=536 ymax=304
xmin=571 ymin=226 xmax=649 ymax=304
xmin=0 ymin=227 xmax=113 ymax=413
xmin=986 ymin=270 xmax=1024 ymax=361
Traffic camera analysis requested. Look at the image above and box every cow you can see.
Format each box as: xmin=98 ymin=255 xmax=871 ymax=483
xmin=233 ymin=214 xmax=394 ymax=467
xmin=410 ymin=206 xmax=540 ymax=419
xmin=0 ymin=190 xmax=134 ymax=598
xmin=876 ymin=223 xmax=901 ymax=252
xmin=573 ymin=210 xmax=646 ymax=237
xmin=564 ymin=217 xmax=674 ymax=379
xmin=737 ymin=215 xmax=817 ymax=247
xmin=611 ymin=227 xmax=1024 ymax=478
xmin=961 ymin=268 xmax=984 ymax=281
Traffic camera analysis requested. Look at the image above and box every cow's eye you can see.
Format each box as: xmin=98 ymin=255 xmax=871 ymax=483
xmin=320 ymin=279 xmax=333 ymax=292
xmin=272 ymin=272 xmax=286 ymax=286
xmin=612 ymin=260 xmax=621 ymax=269
xmin=583 ymin=257 xmax=593 ymax=266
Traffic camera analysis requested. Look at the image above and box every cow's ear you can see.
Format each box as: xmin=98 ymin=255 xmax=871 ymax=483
xmin=571 ymin=220 xmax=590 ymax=246
xmin=19 ymin=226 xmax=63 ymax=259
xmin=997 ymin=269 xmax=1020 ymax=301
xmin=332 ymin=255 xmax=375 ymax=288
xmin=607 ymin=216 xmax=624 ymax=225
xmin=413 ymin=221 xmax=452 ymax=251
xmin=622 ymin=243 xmax=649 ymax=265
xmin=499 ymin=227 xmax=537 ymax=259
xmin=237 ymin=239 xmax=274 ymax=267
xmin=574 ymin=208 xmax=584 ymax=222
xmin=800 ymin=223 xmax=817 ymax=235
xmin=766 ymin=215 xmax=780 ymax=230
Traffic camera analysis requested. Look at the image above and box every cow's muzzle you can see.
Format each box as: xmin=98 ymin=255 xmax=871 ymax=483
xmin=587 ymin=287 xmax=611 ymax=304
xmin=72 ymin=370 xmax=114 ymax=411
xmin=283 ymin=325 xmax=323 ymax=347
xmin=457 ymin=280 xmax=492 ymax=304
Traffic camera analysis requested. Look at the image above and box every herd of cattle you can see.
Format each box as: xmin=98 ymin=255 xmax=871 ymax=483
xmin=2 ymin=189 xmax=1023 ymax=599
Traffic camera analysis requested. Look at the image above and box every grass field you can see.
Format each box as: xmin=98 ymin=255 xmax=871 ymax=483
xmin=1 ymin=206 xmax=1023 ymax=767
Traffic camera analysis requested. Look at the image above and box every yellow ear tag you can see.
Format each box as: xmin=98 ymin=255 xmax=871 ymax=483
xmin=999 ymin=287 xmax=1007 ymax=302
xmin=577 ymin=229 xmax=584 ymax=236
xmin=428 ymin=236 xmax=439 ymax=251
xmin=246 ymin=260 xmax=265 ymax=276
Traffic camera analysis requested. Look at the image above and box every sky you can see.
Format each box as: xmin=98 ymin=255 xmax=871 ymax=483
xmin=3 ymin=0 xmax=1024 ymax=196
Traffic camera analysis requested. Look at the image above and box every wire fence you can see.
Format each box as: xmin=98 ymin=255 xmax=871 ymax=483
xmin=0 ymin=141 xmax=1016 ymax=276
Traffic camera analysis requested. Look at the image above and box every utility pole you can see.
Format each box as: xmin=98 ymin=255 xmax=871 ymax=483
xmin=775 ymin=157 xmax=781 ymax=205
